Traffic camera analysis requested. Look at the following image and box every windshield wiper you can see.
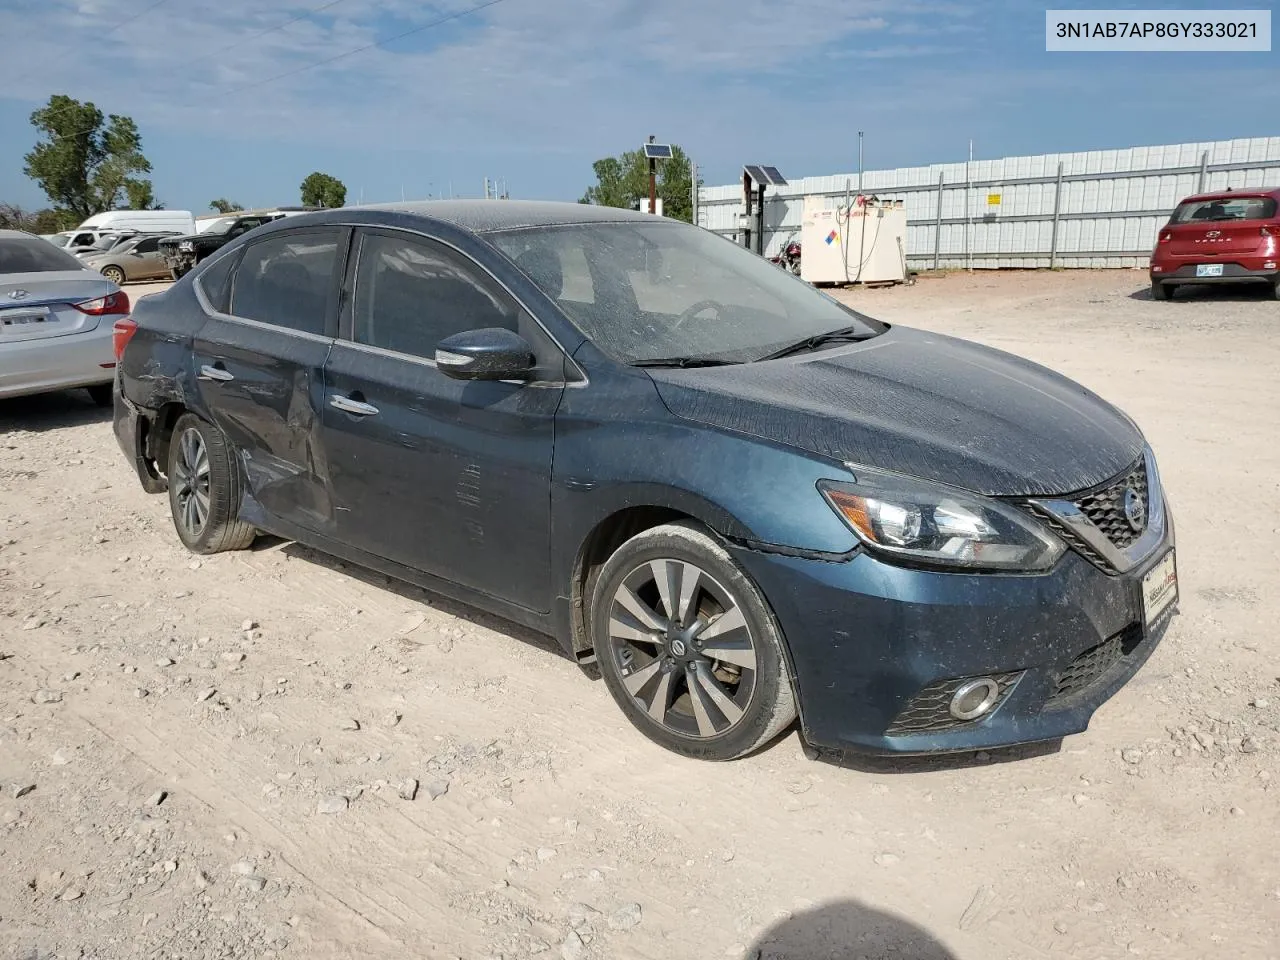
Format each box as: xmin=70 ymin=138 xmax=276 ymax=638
xmin=631 ymin=357 xmax=741 ymax=369
xmin=757 ymin=325 xmax=875 ymax=361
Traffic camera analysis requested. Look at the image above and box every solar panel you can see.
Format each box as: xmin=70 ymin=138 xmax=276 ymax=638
xmin=643 ymin=143 xmax=673 ymax=160
xmin=743 ymin=165 xmax=787 ymax=186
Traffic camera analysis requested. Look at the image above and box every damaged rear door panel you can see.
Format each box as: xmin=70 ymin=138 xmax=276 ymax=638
xmin=191 ymin=226 xmax=349 ymax=534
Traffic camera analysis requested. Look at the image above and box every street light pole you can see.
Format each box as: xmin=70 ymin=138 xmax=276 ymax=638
xmin=647 ymin=135 xmax=657 ymax=215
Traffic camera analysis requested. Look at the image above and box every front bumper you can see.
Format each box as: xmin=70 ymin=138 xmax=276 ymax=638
xmin=0 ymin=321 xmax=115 ymax=399
xmin=731 ymin=514 xmax=1176 ymax=755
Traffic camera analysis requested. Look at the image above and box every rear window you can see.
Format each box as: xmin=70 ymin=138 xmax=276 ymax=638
xmin=1170 ymin=196 xmax=1277 ymax=224
xmin=0 ymin=237 xmax=87 ymax=274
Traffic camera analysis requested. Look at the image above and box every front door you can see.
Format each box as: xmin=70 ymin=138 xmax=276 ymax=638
xmin=321 ymin=228 xmax=562 ymax=612
xmin=192 ymin=226 xmax=347 ymax=534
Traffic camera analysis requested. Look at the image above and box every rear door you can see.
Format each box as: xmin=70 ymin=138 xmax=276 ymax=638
xmin=191 ymin=227 xmax=348 ymax=534
xmin=320 ymin=228 xmax=564 ymax=611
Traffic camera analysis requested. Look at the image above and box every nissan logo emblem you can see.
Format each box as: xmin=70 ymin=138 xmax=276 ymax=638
xmin=1123 ymin=488 xmax=1147 ymax=533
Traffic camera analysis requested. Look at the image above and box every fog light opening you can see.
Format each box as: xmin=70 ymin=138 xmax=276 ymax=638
xmin=949 ymin=678 xmax=1001 ymax=721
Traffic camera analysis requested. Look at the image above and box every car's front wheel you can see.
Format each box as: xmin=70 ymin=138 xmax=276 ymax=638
xmin=590 ymin=521 xmax=797 ymax=760
xmin=101 ymin=265 xmax=126 ymax=286
xmin=166 ymin=413 xmax=257 ymax=554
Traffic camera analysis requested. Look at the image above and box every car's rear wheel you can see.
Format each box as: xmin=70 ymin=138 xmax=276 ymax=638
xmin=1150 ymin=281 xmax=1171 ymax=301
xmin=590 ymin=521 xmax=797 ymax=760
xmin=1272 ymin=278 xmax=1280 ymax=301
xmin=166 ymin=413 xmax=257 ymax=554
xmin=101 ymin=265 xmax=126 ymax=286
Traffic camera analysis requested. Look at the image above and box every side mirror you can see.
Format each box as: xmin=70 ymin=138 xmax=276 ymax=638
xmin=435 ymin=327 xmax=535 ymax=381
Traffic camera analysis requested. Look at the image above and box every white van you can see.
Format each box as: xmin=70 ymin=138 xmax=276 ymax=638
xmin=76 ymin=210 xmax=196 ymax=236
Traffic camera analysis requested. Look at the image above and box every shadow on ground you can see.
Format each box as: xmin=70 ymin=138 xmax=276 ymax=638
xmin=0 ymin=389 xmax=112 ymax=433
xmin=1129 ymin=282 xmax=1278 ymax=302
xmin=264 ymin=536 xmax=569 ymax=662
xmin=744 ymin=899 xmax=958 ymax=959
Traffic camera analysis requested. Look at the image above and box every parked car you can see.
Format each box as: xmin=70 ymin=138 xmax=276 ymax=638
xmin=0 ymin=229 xmax=131 ymax=405
xmin=1150 ymin=187 xmax=1280 ymax=300
xmin=158 ymin=214 xmax=281 ymax=279
xmin=76 ymin=209 xmax=197 ymax=236
xmin=113 ymin=201 xmax=1178 ymax=761
xmin=79 ymin=234 xmax=174 ymax=285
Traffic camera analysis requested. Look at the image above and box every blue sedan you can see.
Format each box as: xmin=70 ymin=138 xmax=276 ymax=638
xmin=112 ymin=201 xmax=1178 ymax=761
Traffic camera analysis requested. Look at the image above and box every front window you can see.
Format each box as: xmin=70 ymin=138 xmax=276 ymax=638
xmin=1170 ymin=196 xmax=1277 ymax=224
xmin=203 ymin=218 xmax=237 ymax=235
xmin=489 ymin=221 xmax=884 ymax=364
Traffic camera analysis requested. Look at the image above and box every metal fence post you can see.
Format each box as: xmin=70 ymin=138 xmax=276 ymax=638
xmin=933 ymin=171 xmax=944 ymax=270
xmin=1197 ymin=150 xmax=1208 ymax=193
xmin=1048 ymin=161 xmax=1064 ymax=269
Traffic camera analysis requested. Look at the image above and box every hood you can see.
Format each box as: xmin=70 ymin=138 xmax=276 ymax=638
xmin=647 ymin=326 xmax=1144 ymax=497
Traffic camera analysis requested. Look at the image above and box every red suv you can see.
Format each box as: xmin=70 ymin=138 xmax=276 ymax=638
xmin=1149 ymin=187 xmax=1280 ymax=301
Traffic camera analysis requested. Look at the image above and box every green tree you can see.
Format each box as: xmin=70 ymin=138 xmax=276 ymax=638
xmin=300 ymin=172 xmax=347 ymax=209
xmin=579 ymin=144 xmax=698 ymax=223
xmin=209 ymin=198 xmax=243 ymax=214
xmin=23 ymin=95 xmax=153 ymax=220
xmin=0 ymin=203 xmax=72 ymax=233
xmin=125 ymin=179 xmax=162 ymax=210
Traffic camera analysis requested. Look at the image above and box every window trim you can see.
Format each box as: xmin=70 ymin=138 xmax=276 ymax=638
xmin=210 ymin=225 xmax=351 ymax=340
xmin=337 ymin=224 xmax=586 ymax=386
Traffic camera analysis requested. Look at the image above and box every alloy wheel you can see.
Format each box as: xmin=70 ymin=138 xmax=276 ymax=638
xmin=171 ymin=427 xmax=211 ymax=537
xmin=606 ymin=559 xmax=758 ymax=739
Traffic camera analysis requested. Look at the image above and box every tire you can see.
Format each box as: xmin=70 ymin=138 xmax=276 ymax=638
xmin=169 ymin=266 xmax=188 ymax=281
xmin=101 ymin=265 xmax=127 ymax=286
xmin=1272 ymin=279 xmax=1280 ymax=301
xmin=1150 ymin=281 xmax=1170 ymax=301
xmin=86 ymin=384 xmax=113 ymax=407
xmin=589 ymin=521 xmax=797 ymax=761
xmin=166 ymin=413 xmax=257 ymax=554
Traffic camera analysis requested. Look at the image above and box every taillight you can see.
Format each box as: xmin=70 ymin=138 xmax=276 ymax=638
xmin=74 ymin=291 xmax=131 ymax=316
xmin=1262 ymin=226 xmax=1274 ymax=237
xmin=112 ymin=318 xmax=138 ymax=360
xmin=1158 ymin=231 xmax=1172 ymax=244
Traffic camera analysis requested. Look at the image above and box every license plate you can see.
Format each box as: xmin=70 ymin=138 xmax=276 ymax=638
xmin=1195 ymin=263 xmax=1224 ymax=277
xmin=1142 ymin=550 xmax=1178 ymax=625
xmin=0 ymin=308 xmax=51 ymax=332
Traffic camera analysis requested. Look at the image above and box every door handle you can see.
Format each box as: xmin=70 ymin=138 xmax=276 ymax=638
xmin=330 ymin=395 xmax=379 ymax=417
xmin=199 ymin=364 xmax=234 ymax=382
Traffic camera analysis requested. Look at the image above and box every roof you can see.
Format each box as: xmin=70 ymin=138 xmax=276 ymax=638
xmin=352 ymin=199 xmax=662 ymax=233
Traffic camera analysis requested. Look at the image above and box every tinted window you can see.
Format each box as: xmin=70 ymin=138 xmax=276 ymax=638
xmin=490 ymin=221 xmax=883 ymax=364
xmin=0 ymin=236 xmax=87 ymax=274
xmin=1170 ymin=196 xmax=1277 ymax=224
xmin=230 ymin=230 xmax=340 ymax=335
xmin=196 ymin=251 xmax=238 ymax=314
xmin=133 ymin=237 xmax=161 ymax=254
xmin=351 ymin=232 xmax=517 ymax=359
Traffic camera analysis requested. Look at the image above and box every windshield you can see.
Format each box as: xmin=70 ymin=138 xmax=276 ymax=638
xmin=47 ymin=234 xmax=71 ymax=247
xmin=489 ymin=221 xmax=885 ymax=364
xmin=203 ymin=218 xmax=237 ymax=235
xmin=1170 ymin=196 xmax=1277 ymax=224
xmin=0 ymin=236 xmax=87 ymax=274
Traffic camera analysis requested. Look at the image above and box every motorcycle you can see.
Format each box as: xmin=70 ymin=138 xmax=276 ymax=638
xmin=769 ymin=240 xmax=801 ymax=276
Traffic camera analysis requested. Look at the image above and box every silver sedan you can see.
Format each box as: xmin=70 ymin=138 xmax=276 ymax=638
xmin=0 ymin=230 xmax=133 ymax=405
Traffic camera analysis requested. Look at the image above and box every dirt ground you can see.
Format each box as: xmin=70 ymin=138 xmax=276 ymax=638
xmin=2 ymin=269 xmax=1277 ymax=960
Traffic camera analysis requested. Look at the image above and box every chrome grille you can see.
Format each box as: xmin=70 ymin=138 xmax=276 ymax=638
xmin=1074 ymin=461 xmax=1148 ymax=549
xmin=886 ymin=671 xmax=1022 ymax=735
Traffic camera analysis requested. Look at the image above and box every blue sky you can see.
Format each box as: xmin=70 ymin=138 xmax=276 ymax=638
xmin=0 ymin=0 xmax=1276 ymax=214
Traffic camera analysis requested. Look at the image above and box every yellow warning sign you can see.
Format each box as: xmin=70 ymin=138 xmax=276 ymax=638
xmin=987 ymin=193 xmax=1002 ymax=206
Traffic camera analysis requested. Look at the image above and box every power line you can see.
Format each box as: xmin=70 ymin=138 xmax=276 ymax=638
xmin=101 ymin=0 xmax=173 ymax=41
xmin=196 ymin=0 xmax=350 ymax=69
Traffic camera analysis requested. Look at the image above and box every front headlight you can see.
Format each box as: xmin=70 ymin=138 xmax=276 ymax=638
xmin=819 ymin=465 xmax=1065 ymax=572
